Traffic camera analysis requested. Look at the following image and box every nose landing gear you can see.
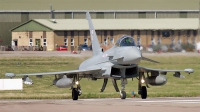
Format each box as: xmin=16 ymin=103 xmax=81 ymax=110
xmin=120 ymin=78 xmax=127 ymax=99
xmin=120 ymin=90 xmax=126 ymax=99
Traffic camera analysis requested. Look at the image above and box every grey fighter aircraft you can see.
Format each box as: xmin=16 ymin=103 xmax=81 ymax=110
xmin=6 ymin=12 xmax=194 ymax=100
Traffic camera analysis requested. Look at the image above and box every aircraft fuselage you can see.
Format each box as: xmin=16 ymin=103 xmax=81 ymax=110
xmin=78 ymin=46 xmax=142 ymax=79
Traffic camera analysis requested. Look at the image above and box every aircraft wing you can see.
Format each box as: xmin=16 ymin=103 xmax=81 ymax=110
xmin=138 ymin=66 xmax=194 ymax=76
xmin=5 ymin=67 xmax=102 ymax=77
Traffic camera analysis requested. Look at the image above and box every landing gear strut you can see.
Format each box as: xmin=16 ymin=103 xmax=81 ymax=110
xmin=138 ymin=72 xmax=147 ymax=99
xmin=120 ymin=78 xmax=127 ymax=99
xmin=71 ymin=75 xmax=82 ymax=100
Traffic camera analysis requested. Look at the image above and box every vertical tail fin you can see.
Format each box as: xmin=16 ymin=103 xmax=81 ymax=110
xmin=86 ymin=12 xmax=102 ymax=56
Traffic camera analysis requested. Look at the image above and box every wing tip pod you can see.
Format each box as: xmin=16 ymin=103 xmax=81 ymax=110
xmin=5 ymin=73 xmax=16 ymax=78
xmin=184 ymin=68 xmax=194 ymax=74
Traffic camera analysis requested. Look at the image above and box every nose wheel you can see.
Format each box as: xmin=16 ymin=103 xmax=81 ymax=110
xmin=120 ymin=90 xmax=126 ymax=99
xmin=119 ymin=78 xmax=127 ymax=99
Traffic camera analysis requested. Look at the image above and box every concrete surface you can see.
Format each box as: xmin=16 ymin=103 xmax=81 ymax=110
xmin=0 ymin=98 xmax=200 ymax=112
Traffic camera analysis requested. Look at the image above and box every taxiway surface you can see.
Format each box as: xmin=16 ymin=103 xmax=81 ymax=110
xmin=0 ymin=97 xmax=200 ymax=112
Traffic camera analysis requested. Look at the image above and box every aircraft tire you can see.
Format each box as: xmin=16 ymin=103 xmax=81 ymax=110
xmin=141 ymin=86 xmax=147 ymax=99
xmin=120 ymin=91 xmax=126 ymax=99
xmin=72 ymin=88 xmax=79 ymax=100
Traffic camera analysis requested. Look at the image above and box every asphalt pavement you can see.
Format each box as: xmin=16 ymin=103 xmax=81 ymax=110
xmin=0 ymin=98 xmax=200 ymax=112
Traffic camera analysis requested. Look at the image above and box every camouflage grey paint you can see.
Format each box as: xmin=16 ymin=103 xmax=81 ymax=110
xmin=146 ymin=75 xmax=167 ymax=86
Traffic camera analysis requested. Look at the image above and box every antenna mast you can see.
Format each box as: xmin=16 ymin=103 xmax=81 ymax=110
xmin=198 ymin=1 xmax=200 ymax=42
xmin=50 ymin=4 xmax=55 ymax=19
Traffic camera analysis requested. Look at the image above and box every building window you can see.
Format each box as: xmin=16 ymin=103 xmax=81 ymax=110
xmin=110 ymin=31 xmax=114 ymax=44
xmin=178 ymin=38 xmax=181 ymax=44
xmin=137 ymin=30 xmax=140 ymax=37
xmin=131 ymin=30 xmax=134 ymax=37
xmin=64 ymin=31 xmax=68 ymax=46
xmin=84 ymin=38 xmax=88 ymax=45
xmin=84 ymin=31 xmax=88 ymax=45
xmin=180 ymin=12 xmax=187 ymax=18
xmin=43 ymin=38 xmax=47 ymax=46
xmin=110 ymin=37 xmax=114 ymax=44
xmin=137 ymin=30 xmax=141 ymax=45
xmin=178 ymin=31 xmax=181 ymax=44
xmin=103 ymin=30 xmax=108 ymax=45
xmin=170 ymin=30 xmax=175 ymax=47
xmin=29 ymin=38 xmax=33 ymax=46
xmin=193 ymin=30 xmax=197 ymax=44
xmin=157 ymin=30 xmax=161 ymax=44
xmin=137 ymin=37 xmax=141 ymax=46
xmin=104 ymin=30 xmax=107 ymax=37
xmin=139 ymin=12 xmax=146 ymax=18
xmin=187 ymin=30 xmax=190 ymax=36
xmin=158 ymin=37 xmax=161 ymax=45
xmin=171 ymin=38 xmax=175 ymax=46
xmin=151 ymin=31 xmax=155 ymax=46
xmin=70 ymin=31 xmax=74 ymax=46
xmin=178 ymin=31 xmax=181 ymax=37
xmin=71 ymin=38 xmax=74 ymax=46
xmin=187 ymin=30 xmax=190 ymax=44
xmin=162 ymin=31 xmax=170 ymax=38
xmin=104 ymin=38 xmax=108 ymax=45
xmin=64 ymin=37 xmax=68 ymax=46
xmin=110 ymin=31 xmax=113 ymax=37
xmin=151 ymin=37 xmax=155 ymax=46
xmin=96 ymin=12 xmax=104 ymax=19
xmin=84 ymin=31 xmax=87 ymax=38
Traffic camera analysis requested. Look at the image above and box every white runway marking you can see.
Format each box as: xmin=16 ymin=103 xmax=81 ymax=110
xmin=135 ymin=100 xmax=200 ymax=103
xmin=0 ymin=98 xmax=200 ymax=104
xmin=80 ymin=98 xmax=200 ymax=104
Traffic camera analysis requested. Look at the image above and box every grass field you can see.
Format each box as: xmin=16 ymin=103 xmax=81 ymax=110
xmin=0 ymin=55 xmax=200 ymax=99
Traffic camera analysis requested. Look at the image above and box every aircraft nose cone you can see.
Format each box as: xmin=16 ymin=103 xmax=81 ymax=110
xmin=123 ymin=47 xmax=142 ymax=64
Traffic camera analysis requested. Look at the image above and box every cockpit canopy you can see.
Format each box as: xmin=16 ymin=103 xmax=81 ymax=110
xmin=115 ymin=36 xmax=136 ymax=47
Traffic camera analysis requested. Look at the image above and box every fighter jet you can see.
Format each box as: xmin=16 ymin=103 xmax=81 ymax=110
xmin=5 ymin=12 xmax=194 ymax=100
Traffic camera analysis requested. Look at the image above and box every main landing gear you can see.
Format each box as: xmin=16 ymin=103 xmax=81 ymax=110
xmin=71 ymin=75 xmax=82 ymax=100
xmin=72 ymin=87 xmax=81 ymax=100
xmin=138 ymin=72 xmax=147 ymax=99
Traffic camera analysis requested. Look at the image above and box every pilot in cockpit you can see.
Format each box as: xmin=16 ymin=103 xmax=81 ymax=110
xmin=116 ymin=36 xmax=136 ymax=47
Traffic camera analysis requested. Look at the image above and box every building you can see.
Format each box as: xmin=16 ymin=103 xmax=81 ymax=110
xmin=11 ymin=18 xmax=199 ymax=51
xmin=0 ymin=0 xmax=200 ymax=46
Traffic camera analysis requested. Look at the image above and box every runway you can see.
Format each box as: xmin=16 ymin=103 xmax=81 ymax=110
xmin=0 ymin=98 xmax=200 ymax=112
